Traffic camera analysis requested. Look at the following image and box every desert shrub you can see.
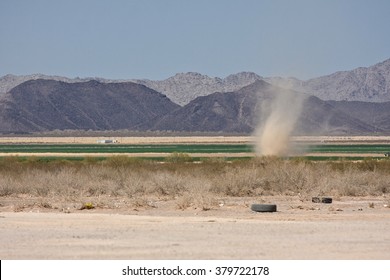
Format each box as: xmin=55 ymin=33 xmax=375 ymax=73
xmin=210 ymin=165 xmax=263 ymax=196
xmin=103 ymin=155 xmax=141 ymax=168
xmin=176 ymin=195 xmax=193 ymax=210
xmin=210 ymin=157 xmax=317 ymax=196
xmin=1 ymin=156 xmax=390 ymax=207
xmin=0 ymin=184 xmax=13 ymax=196
xmin=82 ymin=156 xmax=101 ymax=165
xmin=166 ymin=152 xmax=192 ymax=163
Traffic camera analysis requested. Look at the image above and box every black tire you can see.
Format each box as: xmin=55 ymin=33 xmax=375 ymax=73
xmin=321 ymin=197 xmax=333 ymax=204
xmin=251 ymin=204 xmax=277 ymax=212
xmin=312 ymin=196 xmax=332 ymax=203
xmin=312 ymin=197 xmax=321 ymax=203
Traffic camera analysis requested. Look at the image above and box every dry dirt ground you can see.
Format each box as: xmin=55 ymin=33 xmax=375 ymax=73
xmin=0 ymin=135 xmax=390 ymax=144
xmin=1 ymin=196 xmax=389 ymax=260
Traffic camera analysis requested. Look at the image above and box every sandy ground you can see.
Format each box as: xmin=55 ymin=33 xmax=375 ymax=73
xmin=0 ymin=152 xmax=256 ymax=158
xmin=0 ymin=136 xmax=252 ymax=144
xmin=1 ymin=196 xmax=389 ymax=260
xmin=1 ymin=135 xmax=390 ymax=144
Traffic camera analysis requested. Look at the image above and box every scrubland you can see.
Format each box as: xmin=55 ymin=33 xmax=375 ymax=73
xmin=1 ymin=155 xmax=389 ymax=212
xmin=2 ymin=155 xmax=390 ymax=259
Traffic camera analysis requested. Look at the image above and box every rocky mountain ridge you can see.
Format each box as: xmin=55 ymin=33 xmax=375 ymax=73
xmin=0 ymin=79 xmax=179 ymax=133
xmin=136 ymin=71 xmax=262 ymax=105
xmin=2 ymin=58 xmax=389 ymax=104
xmin=0 ymin=74 xmax=128 ymax=95
xmin=289 ymin=58 xmax=390 ymax=102
xmin=0 ymin=72 xmax=263 ymax=106
xmin=137 ymin=80 xmax=381 ymax=135
xmin=1 ymin=78 xmax=389 ymax=135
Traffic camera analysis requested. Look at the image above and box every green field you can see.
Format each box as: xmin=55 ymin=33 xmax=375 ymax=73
xmin=0 ymin=143 xmax=389 ymax=165
xmin=0 ymin=144 xmax=390 ymax=154
xmin=309 ymin=144 xmax=390 ymax=154
xmin=0 ymin=143 xmax=390 ymax=155
xmin=0 ymin=144 xmax=252 ymax=154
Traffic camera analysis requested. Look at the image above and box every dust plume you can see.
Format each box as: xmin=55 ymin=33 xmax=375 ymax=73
xmin=255 ymin=89 xmax=304 ymax=156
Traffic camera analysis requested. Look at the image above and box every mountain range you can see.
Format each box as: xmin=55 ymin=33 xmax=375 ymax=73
xmin=0 ymin=80 xmax=178 ymax=133
xmin=136 ymin=80 xmax=382 ymax=135
xmin=2 ymin=58 xmax=390 ymax=105
xmin=0 ymin=58 xmax=389 ymax=135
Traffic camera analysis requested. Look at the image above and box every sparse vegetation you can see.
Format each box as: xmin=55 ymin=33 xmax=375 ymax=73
xmin=0 ymin=156 xmax=389 ymax=211
xmin=80 ymin=202 xmax=95 ymax=210
xmin=166 ymin=152 xmax=192 ymax=163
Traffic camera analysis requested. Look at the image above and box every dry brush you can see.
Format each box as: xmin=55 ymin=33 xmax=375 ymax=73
xmin=0 ymin=156 xmax=389 ymax=211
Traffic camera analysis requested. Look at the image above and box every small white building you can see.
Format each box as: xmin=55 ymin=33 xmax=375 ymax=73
xmin=97 ymin=139 xmax=118 ymax=144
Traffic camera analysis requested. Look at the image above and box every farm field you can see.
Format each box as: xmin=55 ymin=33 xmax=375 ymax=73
xmin=1 ymin=135 xmax=390 ymax=144
xmin=0 ymin=142 xmax=389 ymax=159
xmin=0 ymin=143 xmax=252 ymax=154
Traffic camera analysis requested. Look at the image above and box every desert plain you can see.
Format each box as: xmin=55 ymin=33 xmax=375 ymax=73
xmin=1 ymin=196 xmax=390 ymax=259
xmin=0 ymin=136 xmax=390 ymax=259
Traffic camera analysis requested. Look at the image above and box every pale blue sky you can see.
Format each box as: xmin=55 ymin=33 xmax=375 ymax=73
xmin=1 ymin=0 xmax=389 ymax=80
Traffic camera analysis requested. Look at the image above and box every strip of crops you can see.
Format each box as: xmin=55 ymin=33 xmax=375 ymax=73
xmin=0 ymin=143 xmax=389 ymax=154
xmin=0 ymin=144 xmax=253 ymax=153
xmin=308 ymin=144 xmax=390 ymax=153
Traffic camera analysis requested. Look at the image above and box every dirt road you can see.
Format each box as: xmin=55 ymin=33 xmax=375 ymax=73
xmin=1 ymin=197 xmax=389 ymax=260
xmin=1 ymin=135 xmax=390 ymax=144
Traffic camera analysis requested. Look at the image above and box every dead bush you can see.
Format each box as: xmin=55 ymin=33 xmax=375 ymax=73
xmin=1 ymin=157 xmax=389 ymax=210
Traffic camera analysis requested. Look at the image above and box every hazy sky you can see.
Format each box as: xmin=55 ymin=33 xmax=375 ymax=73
xmin=1 ymin=0 xmax=389 ymax=80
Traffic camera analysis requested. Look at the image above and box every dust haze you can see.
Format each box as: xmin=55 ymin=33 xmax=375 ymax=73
xmin=255 ymin=89 xmax=304 ymax=156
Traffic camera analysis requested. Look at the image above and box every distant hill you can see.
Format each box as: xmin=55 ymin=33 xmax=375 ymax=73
xmin=2 ymin=58 xmax=390 ymax=104
xmin=135 ymin=72 xmax=262 ymax=106
xmin=327 ymin=100 xmax=390 ymax=132
xmin=0 ymin=79 xmax=179 ymax=133
xmin=136 ymin=80 xmax=270 ymax=132
xmin=137 ymin=80 xmax=379 ymax=135
xmin=139 ymin=59 xmax=390 ymax=104
xmin=269 ymin=58 xmax=390 ymax=102
xmin=296 ymin=96 xmax=380 ymax=135
xmin=1 ymin=69 xmax=390 ymax=135
xmin=0 ymin=72 xmax=263 ymax=106
xmin=0 ymin=74 xmax=96 ymax=95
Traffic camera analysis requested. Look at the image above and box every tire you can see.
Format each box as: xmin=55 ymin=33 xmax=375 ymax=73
xmin=312 ymin=196 xmax=332 ymax=204
xmin=251 ymin=204 xmax=277 ymax=212
xmin=312 ymin=197 xmax=321 ymax=203
xmin=321 ymin=197 xmax=332 ymax=204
